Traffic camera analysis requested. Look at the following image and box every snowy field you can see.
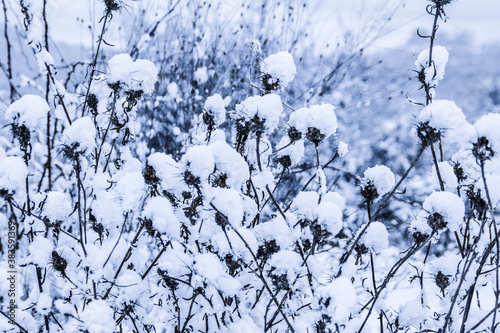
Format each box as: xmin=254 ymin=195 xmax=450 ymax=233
xmin=1 ymin=0 xmax=500 ymax=332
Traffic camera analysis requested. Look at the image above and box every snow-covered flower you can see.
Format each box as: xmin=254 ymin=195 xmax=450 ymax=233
xmin=261 ymin=51 xmax=297 ymax=91
xmin=288 ymin=104 xmax=337 ymax=145
xmin=361 ymin=165 xmax=395 ymax=204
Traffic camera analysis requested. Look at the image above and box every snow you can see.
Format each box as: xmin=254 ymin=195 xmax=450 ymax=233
xmin=291 ymin=191 xmax=319 ymax=220
xmin=413 ymin=191 xmax=465 ymax=235
xmin=234 ymin=94 xmax=283 ymax=133
xmin=6 ymin=95 xmax=49 ymax=130
xmin=362 ymin=165 xmax=395 ymax=198
xmin=415 ymin=45 xmax=449 ymax=85
xmin=418 ymin=100 xmax=473 ymax=146
xmin=431 ymin=161 xmax=458 ymax=192
xmin=261 ymin=51 xmax=297 ymax=90
xmin=43 ymin=191 xmax=72 ymax=220
xmin=230 ymin=315 xmax=262 ymax=332
xmin=288 ymin=104 xmax=338 ymax=142
xmin=276 ymin=137 xmax=305 ymax=166
xmin=204 ymin=94 xmax=226 ymax=126
xmin=473 ymin=112 xmax=500 ymax=153
xmin=210 ymin=188 xmax=244 ymax=227
xmin=319 ymin=277 xmax=357 ymax=323
xmin=194 ymin=66 xmax=209 ymax=84
xmin=62 ymin=116 xmax=96 ymax=153
xmin=36 ymin=293 xmax=52 ymax=316
xmin=0 ymin=156 xmax=27 ymax=192
xmin=360 ymin=221 xmax=389 ymax=253
xmin=338 ymin=141 xmax=349 ymax=157
xmin=209 ymin=140 xmax=249 ymax=188
xmin=142 ymin=197 xmax=180 ymax=238
xmin=182 ymin=145 xmax=215 ymax=180
xmin=314 ymin=201 xmax=343 ymax=236
xmin=106 ymin=53 xmax=158 ymax=93
xmin=80 ymin=300 xmax=115 ymax=333
xmin=27 ymin=237 xmax=53 ymax=266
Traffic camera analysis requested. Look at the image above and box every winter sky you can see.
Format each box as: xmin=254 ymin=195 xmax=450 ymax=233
xmin=43 ymin=0 xmax=500 ymax=51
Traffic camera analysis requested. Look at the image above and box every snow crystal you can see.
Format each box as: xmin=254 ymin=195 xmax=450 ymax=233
xmin=261 ymin=51 xmax=297 ymax=90
xmin=418 ymin=100 xmax=473 ymax=146
xmin=362 ymin=165 xmax=395 ymax=198
xmin=62 ymin=116 xmax=96 ymax=153
xmin=415 ymin=45 xmax=449 ymax=85
xmin=234 ymin=94 xmax=283 ymax=133
xmin=43 ymin=191 xmax=72 ymax=220
xmin=288 ymin=104 xmax=337 ymax=142
xmin=107 ymin=53 xmax=158 ymax=93
xmin=6 ymin=94 xmax=49 ymax=130
xmin=194 ymin=252 xmax=242 ymax=294
xmin=80 ymin=300 xmax=115 ymax=333
xmin=0 ymin=156 xmax=27 ymax=192
xmin=360 ymin=222 xmax=389 ymax=253
xmin=167 ymin=82 xmax=179 ymax=99
xmin=143 ymin=197 xmax=180 ymax=238
xmin=204 ymin=94 xmax=226 ymax=126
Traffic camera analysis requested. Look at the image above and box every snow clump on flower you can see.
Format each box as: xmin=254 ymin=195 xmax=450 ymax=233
xmin=288 ymin=104 xmax=337 ymax=145
xmin=261 ymin=51 xmax=297 ymax=91
xmin=62 ymin=116 xmax=96 ymax=153
xmin=6 ymin=94 xmax=49 ymax=130
xmin=360 ymin=221 xmax=389 ymax=253
xmin=361 ymin=165 xmax=395 ymax=203
xmin=204 ymin=94 xmax=226 ymax=126
xmin=234 ymin=94 xmax=283 ymax=133
xmin=418 ymin=100 xmax=473 ymax=146
xmin=415 ymin=45 xmax=449 ymax=86
xmin=106 ymin=53 xmax=158 ymax=93
xmin=411 ymin=191 xmax=464 ymax=237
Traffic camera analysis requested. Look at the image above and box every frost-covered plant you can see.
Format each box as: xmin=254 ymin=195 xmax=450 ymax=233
xmin=1 ymin=1 xmax=500 ymax=333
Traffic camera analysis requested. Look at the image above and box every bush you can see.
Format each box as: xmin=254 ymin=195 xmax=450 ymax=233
xmin=1 ymin=1 xmax=500 ymax=332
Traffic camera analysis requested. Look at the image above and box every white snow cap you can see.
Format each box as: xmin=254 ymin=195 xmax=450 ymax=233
xmin=418 ymin=100 xmax=473 ymax=146
xmin=234 ymin=94 xmax=283 ymax=133
xmin=43 ymin=191 xmax=72 ymax=220
xmin=474 ymin=113 xmax=500 ymax=153
xmin=6 ymin=94 xmax=49 ymax=130
xmin=362 ymin=165 xmax=395 ymax=198
xmin=0 ymin=156 xmax=27 ymax=192
xmin=80 ymin=300 xmax=115 ymax=333
xmin=288 ymin=104 xmax=337 ymax=142
xmin=338 ymin=141 xmax=348 ymax=157
xmin=107 ymin=53 xmax=158 ymax=93
xmin=417 ymin=192 xmax=465 ymax=233
xmin=261 ymin=51 xmax=297 ymax=90
xmin=415 ymin=45 xmax=449 ymax=85
xmin=62 ymin=116 xmax=96 ymax=152
xmin=360 ymin=222 xmax=389 ymax=253
xmin=142 ymin=197 xmax=180 ymax=238
xmin=204 ymin=94 xmax=226 ymax=126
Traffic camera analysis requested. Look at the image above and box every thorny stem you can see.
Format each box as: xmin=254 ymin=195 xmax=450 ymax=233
xmin=1 ymin=0 xmax=14 ymax=102
xmin=82 ymin=11 xmax=111 ymax=117
xmin=358 ymin=236 xmax=431 ymax=333
xmin=337 ymin=145 xmax=425 ymax=275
